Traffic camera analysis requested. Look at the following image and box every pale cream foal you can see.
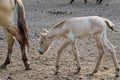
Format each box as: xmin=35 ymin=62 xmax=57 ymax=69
xmin=38 ymin=16 xmax=119 ymax=77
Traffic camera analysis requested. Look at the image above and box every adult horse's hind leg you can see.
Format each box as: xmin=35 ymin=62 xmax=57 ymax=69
xmin=8 ymin=25 xmax=30 ymax=70
xmin=103 ymin=35 xmax=119 ymax=77
xmin=19 ymin=42 xmax=31 ymax=70
xmin=1 ymin=20 xmax=30 ymax=70
xmin=0 ymin=29 xmax=15 ymax=69
xmin=15 ymin=0 xmax=30 ymax=70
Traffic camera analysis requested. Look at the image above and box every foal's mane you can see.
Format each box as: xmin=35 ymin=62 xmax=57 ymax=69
xmin=52 ymin=20 xmax=67 ymax=29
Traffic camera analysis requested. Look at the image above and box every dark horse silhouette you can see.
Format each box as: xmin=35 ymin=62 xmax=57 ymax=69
xmin=70 ymin=0 xmax=103 ymax=4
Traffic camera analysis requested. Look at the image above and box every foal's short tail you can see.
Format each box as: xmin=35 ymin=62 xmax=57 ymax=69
xmin=104 ymin=19 xmax=115 ymax=31
xmin=15 ymin=0 xmax=29 ymax=47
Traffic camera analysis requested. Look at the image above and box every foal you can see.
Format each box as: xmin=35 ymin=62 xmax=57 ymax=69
xmin=38 ymin=16 xmax=119 ymax=77
xmin=70 ymin=0 xmax=103 ymax=4
xmin=0 ymin=0 xmax=30 ymax=70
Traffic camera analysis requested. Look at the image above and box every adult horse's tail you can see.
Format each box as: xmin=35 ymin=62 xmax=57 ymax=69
xmin=15 ymin=0 xmax=29 ymax=47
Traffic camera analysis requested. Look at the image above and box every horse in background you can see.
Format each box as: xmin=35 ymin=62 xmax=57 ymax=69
xmin=38 ymin=16 xmax=119 ymax=77
xmin=0 ymin=0 xmax=30 ymax=70
xmin=70 ymin=0 xmax=103 ymax=4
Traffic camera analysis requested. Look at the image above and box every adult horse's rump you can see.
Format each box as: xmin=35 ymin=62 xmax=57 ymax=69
xmin=0 ymin=0 xmax=30 ymax=70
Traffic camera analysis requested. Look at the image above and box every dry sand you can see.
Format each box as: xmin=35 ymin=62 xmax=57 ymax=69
xmin=0 ymin=0 xmax=120 ymax=80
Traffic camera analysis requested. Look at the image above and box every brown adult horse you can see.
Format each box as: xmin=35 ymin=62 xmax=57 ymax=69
xmin=0 ymin=0 xmax=30 ymax=70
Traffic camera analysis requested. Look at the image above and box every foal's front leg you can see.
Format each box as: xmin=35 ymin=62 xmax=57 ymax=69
xmin=72 ymin=39 xmax=81 ymax=74
xmin=55 ymin=39 xmax=72 ymax=75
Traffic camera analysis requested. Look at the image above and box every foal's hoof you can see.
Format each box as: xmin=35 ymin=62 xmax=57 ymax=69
xmin=115 ymin=74 xmax=119 ymax=77
xmin=74 ymin=67 xmax=81 ymax=74
xmin=86 ymin=73 xmax=93 ymax=77
xmin=55 ymin=71 xmax=59 ymax=75
xmin=86 ymin=70 xmax=97 ymax=77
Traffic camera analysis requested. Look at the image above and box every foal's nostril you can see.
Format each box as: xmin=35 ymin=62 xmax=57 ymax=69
xmin=38 ymin=48 xmax=43 ymax=55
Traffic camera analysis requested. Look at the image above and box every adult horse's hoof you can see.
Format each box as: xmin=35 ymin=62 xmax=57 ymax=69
xmin=25 ymin=67 xmax=31 ymax=70
xmin=0 ymin=64 xmax=7 ymax=70
xmin=25 ymin=62 xmax=31 ymax=70
xmin=25 ymin=65 xmax=31 ymax=70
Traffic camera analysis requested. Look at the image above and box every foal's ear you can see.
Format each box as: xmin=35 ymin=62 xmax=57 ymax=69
xmin=43 ymin=28 xmax=48 ymax=33
xmin=40 ymin=33 xmax=47 ymax=37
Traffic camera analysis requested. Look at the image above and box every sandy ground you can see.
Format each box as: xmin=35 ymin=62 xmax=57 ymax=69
xmin=0 ymin=0 xmax=120 ymax=80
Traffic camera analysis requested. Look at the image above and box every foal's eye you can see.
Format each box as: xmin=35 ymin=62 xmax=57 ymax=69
xmin=41 ymin=41 xmax=43 ymax=44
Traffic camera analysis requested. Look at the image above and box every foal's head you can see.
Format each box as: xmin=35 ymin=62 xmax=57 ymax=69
xmin=38 ymin=29 xmax=51 ymax=55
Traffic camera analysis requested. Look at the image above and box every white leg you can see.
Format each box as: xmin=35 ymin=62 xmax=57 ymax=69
xmin=103 ymin=36 xmax=119 ymax=77
xmin=55 ymin=39 xmax=72 ymax=75
xmin=88 ymin=34 xmax=104 ymax=76
xmin=72 ymin=39 xmax=81 ymax=74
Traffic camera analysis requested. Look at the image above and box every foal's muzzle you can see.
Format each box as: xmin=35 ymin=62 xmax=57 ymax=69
xmin=38 ymin=48 xmax=44 ymax=55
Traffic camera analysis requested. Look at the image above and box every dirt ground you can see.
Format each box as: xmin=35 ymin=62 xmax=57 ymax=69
xmin=0 ymin=0 xmax=120 ymax=80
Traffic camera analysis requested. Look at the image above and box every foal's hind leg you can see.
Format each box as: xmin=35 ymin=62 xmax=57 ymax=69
xmin=103 ymin=36 xmax=119 ymax=77
xmin=88 ymin=34 xmax=104 ymax=76
xmin=0 ymin=29 xmax=15 ymax=69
